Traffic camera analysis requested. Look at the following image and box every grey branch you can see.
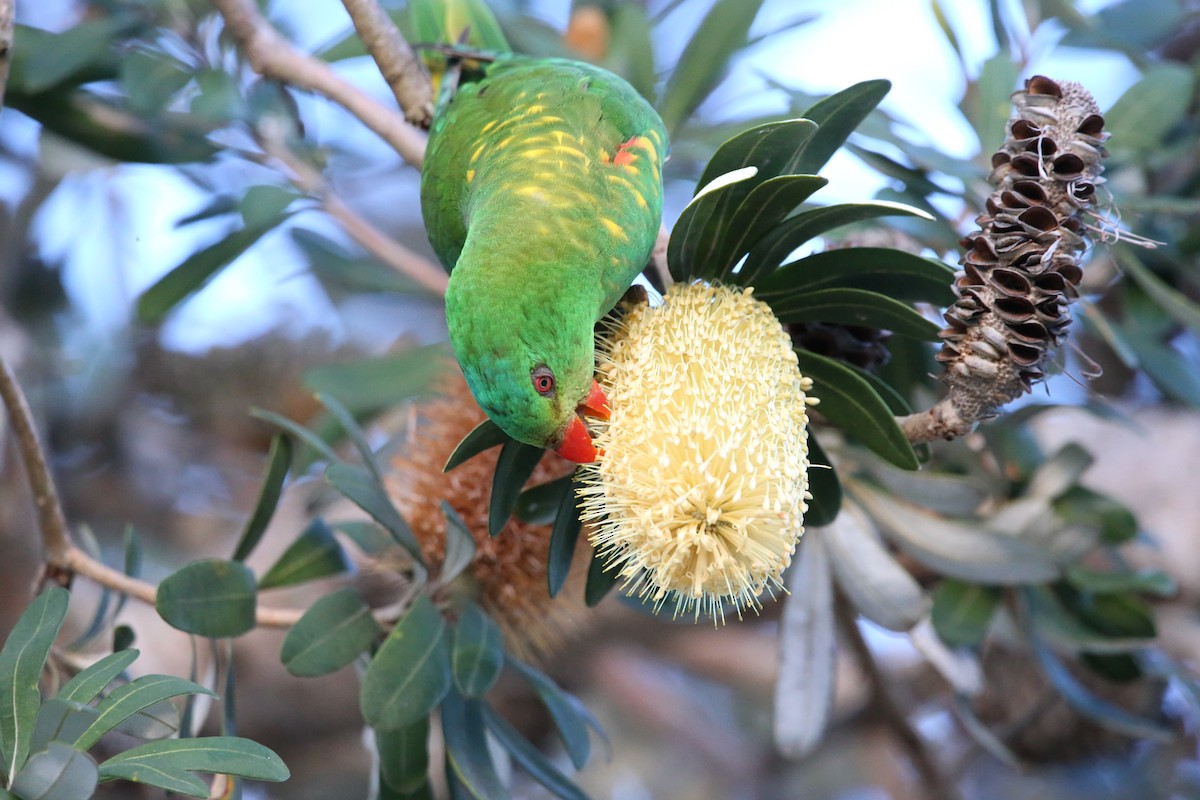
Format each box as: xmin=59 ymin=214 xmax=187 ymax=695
xmin=209 ymin=0 xmax=427 ymax=165
xmin=341 ymin=0 xmax=434 ymax=128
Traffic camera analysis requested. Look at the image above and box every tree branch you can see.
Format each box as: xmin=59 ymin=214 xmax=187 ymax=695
xmin=0 ymin=356 xmax=393 ymax=629
xmin=835 ymin=594 xmax=962 ymax=800
xmin=0 ymin=0 xmax=13 ymax=114
xmin=209 ymin=0 xmax=427 ymax=166
xmin=340 ymin=0 xmax=433 ymax=128
xmin=896 ymin=398 xmax=976 ymax=444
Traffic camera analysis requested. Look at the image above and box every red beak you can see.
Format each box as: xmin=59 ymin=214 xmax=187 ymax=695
xmin=553 ymin=381 xmax=611 ymax=464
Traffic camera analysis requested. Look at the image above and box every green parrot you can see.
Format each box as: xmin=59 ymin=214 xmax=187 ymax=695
xmin=421 ymin=55 xmax=668 ymax=463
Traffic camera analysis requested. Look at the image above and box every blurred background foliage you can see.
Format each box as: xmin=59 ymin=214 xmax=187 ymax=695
xmin=3 ymin=0 xmax=1200 ymax=798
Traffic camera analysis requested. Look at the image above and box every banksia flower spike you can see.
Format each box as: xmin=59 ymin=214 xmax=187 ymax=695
xmin=904 ymin=76 xmax=1109 ymax=441
xmin=579 ymin=283 xmax=816 ymax=622
xmin=389 ymin=371 xmax=580 ymax=659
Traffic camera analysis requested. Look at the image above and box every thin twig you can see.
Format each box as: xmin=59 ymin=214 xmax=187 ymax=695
xmin=896 ymin=398 xmax=976 ymax=444
xmin=209 ymin=0 xmax=427 ymax=166
xmin=258 ymin=135 xmax=449 ymax=295
xmin=0 ymin=0 xmax=13 ymax=114
xmin=340 ymin=0 xmax=433 ymax=127
xmin=835 ymin=593 xmax=962 ymax=800
xmin=0 ymin=356 xmax=397 ymax=629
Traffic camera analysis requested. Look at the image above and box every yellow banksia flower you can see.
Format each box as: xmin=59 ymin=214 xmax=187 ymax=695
xmin=579 ymin=283 xmax=816 ymax=621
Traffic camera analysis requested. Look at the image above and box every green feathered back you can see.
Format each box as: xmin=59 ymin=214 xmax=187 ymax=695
xmin=421 ymin=52 xmax=667 ymax=450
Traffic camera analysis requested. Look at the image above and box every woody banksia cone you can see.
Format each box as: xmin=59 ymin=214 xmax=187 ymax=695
xmin=579 ymin=283 xmax=815 ymax=620
xmin=906 ymin=76 xmax=1108 ymax=441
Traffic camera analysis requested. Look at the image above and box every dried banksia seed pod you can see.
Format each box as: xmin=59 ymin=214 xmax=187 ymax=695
xmin=928 ymin=76 xmax=1108 ymax=436
xmin=389 ymin=371 xmax=581 ymax=659
xmin=579 ymin=283 xmax=816 ymax=621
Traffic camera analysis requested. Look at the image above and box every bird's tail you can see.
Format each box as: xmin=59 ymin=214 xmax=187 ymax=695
xmin=408 ymin=0 xmax=510 ymax=104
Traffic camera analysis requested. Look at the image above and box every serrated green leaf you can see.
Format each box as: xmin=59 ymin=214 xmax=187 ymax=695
xmin=444 ymin=419 xmax=508 ymax=472
xmin=258 ymin=518 xmax=351 ymax=590
xmin=0 ymin=588 xmax=70 ymax=781
xmin=99 ymin=736 xmax=289 ymax=782
xmin=507 ymin=658 xmax=590 ymax=769
xmin=930 ymin=580 xmax=1001 ymax=648
xmin=303 ymin=344 xmax=447 ymax=416
xmin=11 ymin=743 xmax=97 ymax=800
xmin=514 ymin=475 xmax=572 ymax=526
xmin=231 ymin=434 xmax=292 ymax=563
xmin=98 ymin=761 xmax=208 ymax=797
xmin=1104 ymin=63 xmax=1193 ymax=151
xmin=377 ymin=718 xmax=430 ymax=795
xmin=1065 ymin=566 xmax=1176 ymax=597
xmin=451 ymin=604 xmax=504 ymax=698
xmin=111 ymin=697 xmax=179 ymax=741
xmin=489 ymin=440 xmax=544 ymax=537
xmin=441 ymin=691 xmax=508 ymax=800
xmin=136 ymin=213 xmax=291 ymax=324
xmin=802 ymin=434 xmax=840 ymax=527
xmin=281 ymin=588 xmax=380 ymax=677
xmin=757 ymin=247 xmax=955 ymax=307
xmin=771 ymin=287 xmax=940 ymax=339
xmin=74 ymin=675 xmax=214 ymax=751
xmin=482 ymin=704 xmax=587 ymax=800
xmin=717 ymin=175 xmax=828 ymax=282
xmin=741 ymin=202 xmax=934 ymax=285
xmin=361 ymin=596 xmax=451 ymax=731
xmin=795 ymin=350 xmax=918 ymax=469
xmin=58 ymin=651 xmax=139 ymax=706
xmin=658 ymin=0 xmax=766 ymax=135
xmin=439 ymin=503 xmax=477 ymax=586
xmin=793 ymin=79 xmax=891 ymax=175
xmin=548 ymin=481 xmax=584 ymax=598
xmin=155 ymin=559 xmax=257 ymax=638
xmin=326 ymin=463 xmax=424 ymax=564
xmin=29 ymin=701 xmax=99 ymax=755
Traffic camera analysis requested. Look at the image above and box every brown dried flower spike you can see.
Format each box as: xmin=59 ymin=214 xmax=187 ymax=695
xmin=905 ymin=76 xmax=1108 ymax=441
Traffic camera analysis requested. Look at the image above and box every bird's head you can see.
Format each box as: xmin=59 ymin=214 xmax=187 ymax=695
xmin=447 ymin=282 xmax=610 ymax=463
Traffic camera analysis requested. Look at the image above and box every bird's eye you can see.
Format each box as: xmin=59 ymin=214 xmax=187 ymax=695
xmin=531 ymin=366 xmax=555 ymax=396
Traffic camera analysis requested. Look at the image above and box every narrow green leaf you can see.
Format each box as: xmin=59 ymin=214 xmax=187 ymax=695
xmin=98 ymin=736 xmax=290 ymax=782
xmin=231 ymin=434 xmax=292 ymax=563
xmin=1024 ymin=585 xmax=1153 ymax=654
xmin=548 ymin=481 xmax=584 ymax=598
xmin=1065 ymin=566 xmax=1176 ymax=597
xmin=717 ymin=175 xmax=828 ymax=282
xmin=74 ymin=675 xmax=213 ymax=751
xmin=11 ymin=743 xmax=97 ymax=800
xmin=585 ymin=548 xmax=618 ymax=607
xmin=1053 ymin=486 xmax=1139 ymax=544
xmin=440 ymin=691 xmax=509 ymax=800
xmin=303 ymin=344 xmax=448 ymax=416
xmin=240 ymin=185 xmax=301 ymax=229
xmin=825 ymin=506 xmax=928 ymax=633
xmin=377 ymin=718 xmax=430 ymax=795
xmin=658 ymin=0 xmax=766 ymax=135
xmin=111 ymin=697 xmax=179 ymax=741
xmin=316 ymin=391 xmax=382 ymax=481
xmin=515 ymin=476 xmax=572 ymax=526
xmin=696 ymin=119 xmax=819 ymax=192
xmin=439 ymin=503 xmax=477 ymax=586
xmin=29 ymin=701 xmax=99 ymax=754
xmin=741 ymin=202 xmax=934 ymax=285
xmin=482 ymin=704 xmax=588 ymax=800
xmin=258 ymin=518 xmax=351 ymax=590
xmin=771 ymin=287 xmax=940 ymax=339
xmin=604 ymin=4 xmax=657 ymax=101
xmin=930 ymin=580 xmax=1001 ymax=648
xmin=1118 ymin=249 xmax=1200 ymax=337
xmin=451 ymin=604 xmax=504 ymax=698
xmin=281 ymin=588 xmax=380 ymax=677
xmin=444 ymin=419 xmax=508 ymax=472
xmin=334 ymin=521 xmax=394 ymax=556
xmin=804 ymin=434 xmax=842 ymax=527
xmin=794 ymin=350 xmax=918 ymax=469
xmin=757 ymin=247 xmax=956 ymax=307
xmin=155 ymin=559 xmax=257 ymax=638
xmin=249 ymin=408 xmax=340 ymax=465
xmin=57 ymin=650 xmax=138 ymax=705
xmin=961 ymin=55 xmax=1020 ymax=157
xmin=12 ymin=18 xmax=140 ymax=93
xmin=489 ymin=440 xmax=544 ymax=537
xmin=1104 ymin=63 xmax=1194 ymax=152
xmin=506 ymin=659 xmax=591 ymax=769
xmin=667 ymin=165 xmax=761 ymax=281
xmin=325 ymin=463 xmax=424 ymax=564
xmin=0 ymin=587 xmax=70 ymax=781
xmin=792 ymin=79 xmax=892 ymax=175
xmin=98 ymin=761 xmax=208 ymax=797
xmin=136 ymin=213 xmax=291 ymax=324
xmin=361 ymin=596 xmax=451 ymax=731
